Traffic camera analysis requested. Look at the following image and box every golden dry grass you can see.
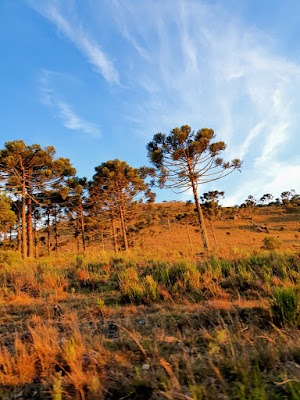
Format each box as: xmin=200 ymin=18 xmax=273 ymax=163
xmin=0 ymin=205 xmax=299 ymax=399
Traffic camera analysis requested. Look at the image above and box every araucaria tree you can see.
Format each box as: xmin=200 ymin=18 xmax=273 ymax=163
xmin=0 ymin=140 xmax=75 ymax=258
xmin=67 ymin=177 xmax=89 ymax=253
xmin=147 ymin=125 xmax=242 ymax=250
xmin=90 ymin=159 xmax=155 ymax=251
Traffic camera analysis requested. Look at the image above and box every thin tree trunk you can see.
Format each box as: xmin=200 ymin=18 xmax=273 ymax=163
xmin=186 ymin=157 xmax=209 ymax=250
xmin=54 ymin=208 xmax=59 ymax=256
xmin=210 ymin=220 xmax=218 ymax=248
xmin=118 ymin=205 xmax=128 ymax=251
xmin=76 ymin=220 xmax=80 ymax=255
xmin=27 ymin=194 xmax=33 ymax=257
xmin=21 ymin=169 xmax=27 ymax=259
xmin=47 ymin=207 xmax=51 ymax=256
xmin=191 ymin=179 xmax=209 ymax=250
xmin=111 ymin=216 xmax=117 ymax=253
xmin=186 ymin=222 xmax=193 ymax=247
xmin=34 ymin=219 xmax=38 ymax=258
xmin=79 ymin=202 xmax=86 ymax=252
xmin=17 ymin=211 xmax=21 ymax=252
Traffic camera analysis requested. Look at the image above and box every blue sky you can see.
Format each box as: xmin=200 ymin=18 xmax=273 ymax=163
xmin=1 ymin=0 xmax=300 ymax=205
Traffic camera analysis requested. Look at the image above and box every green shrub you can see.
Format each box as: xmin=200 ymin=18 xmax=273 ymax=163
xmin=143 ymin=275 xmax=158 ymax=302
xmin=118 ymin=267 xmax=144 ymax=303
xmin=0 ymin=250 xmax=22 ymax=266
xmin=154 ymin=260 xmax=201 ymax=291
xmin=263 ymin=236 xmax=282 ymax=250
xmin=127 ymin=282 xmax=144 ymax=303
xmin=271 ymin=287 xmax=299 ymax=326
xmin=181 ymin=267 xmax=201 ymax=291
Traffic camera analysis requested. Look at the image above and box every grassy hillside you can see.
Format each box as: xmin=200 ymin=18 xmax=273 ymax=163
xmin=39 ymin=203 xmax=300 ymax=257
xmin=0 ymin=248 xmax=299 ymax=399
xmin=0 ymin=204 xmax=299 ymax=398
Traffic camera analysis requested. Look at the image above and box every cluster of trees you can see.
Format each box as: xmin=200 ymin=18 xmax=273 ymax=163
xmin=1 ymin=126 xmax=299 ymax=257
xmin=241 ymin=190 xmax=300 ymax=209
xmin=0 ymin=145 xmax=155 ymax=258
xmin=0 ymin=125 xmax=243 ymax=256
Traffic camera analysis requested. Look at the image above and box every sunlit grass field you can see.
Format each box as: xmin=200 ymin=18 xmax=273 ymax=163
xmin=46 ymin=205 xmax=300 ymax=258
xmin=0 ymin=245 xmax=299 ymax=399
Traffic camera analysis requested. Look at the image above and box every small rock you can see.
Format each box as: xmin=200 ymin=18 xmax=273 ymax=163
xmin=142 ymin=364 xmax=150 ymax=370
xmin=138 ymin=319 xmax=145 ymax=325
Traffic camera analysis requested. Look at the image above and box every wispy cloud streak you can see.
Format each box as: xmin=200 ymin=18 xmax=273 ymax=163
xmin=56 ymin=101 xmax=101 ymax=138
xmin=109 ymin=0 xmax=300 ymax=203
xmin=40 ymin=70 xmax=101 ymax=138
xmin=30 ymin=1 xmax=119 ymax=84
xmin=31 ymin=0 xmax=300 ymax=203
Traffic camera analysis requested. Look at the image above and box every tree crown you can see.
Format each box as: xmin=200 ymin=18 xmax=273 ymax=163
xmin=147 ymin=125 xmax=242 ymax=191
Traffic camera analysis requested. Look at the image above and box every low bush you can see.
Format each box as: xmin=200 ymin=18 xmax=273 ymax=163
xmin=143 ymin=275 xmax=159 ymax=302
xmin=263 ymin=236 xmax=282 ymax=250
xmin=271 ymin=287 xmax=299 ymax=326
xmin=118 ymin=267 xmax=144 ymax=303
xmin=0 ymin=250 xmax=22 ymax=266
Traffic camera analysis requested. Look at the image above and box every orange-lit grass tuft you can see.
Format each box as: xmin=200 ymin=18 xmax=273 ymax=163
xmin=0 ymin=336 xmax=36 ymax=386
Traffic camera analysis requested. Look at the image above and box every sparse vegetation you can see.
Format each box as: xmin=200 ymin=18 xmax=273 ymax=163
xmin=0 ymin=250 xmax=298 ymax=398
xmin=272 ymin=287 xmax=300 ymax=326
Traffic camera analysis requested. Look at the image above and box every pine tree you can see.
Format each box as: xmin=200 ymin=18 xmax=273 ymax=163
xmin=0 ymin=140 xmax=75 ymax=258
xmin=90 ymin=160 xmax=155 ymax=251
xmin=147 ymin=125 xmax=241 ymax=250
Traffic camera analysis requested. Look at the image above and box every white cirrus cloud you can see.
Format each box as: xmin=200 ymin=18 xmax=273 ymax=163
xmin=39 ymin=70 xmax=101 ymax=138
xmin=31 ymin=1 xmax=300 ymax=203
xmin=56 ymin=101 xmax=101 ymax=138
xmin=29 ymin=1 xmax=120 ymax=84
xmin=109 ymin=0 xmax=300 ymax=203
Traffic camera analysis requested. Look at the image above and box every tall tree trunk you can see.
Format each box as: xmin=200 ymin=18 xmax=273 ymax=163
xmin=186 ymin=222 xmax=193 ymax=247
xmin=46 ymin=207 xmax=51 ymax=256
xmin=191 ymin=179 xmax=209 ymax=250
xmin=21 ymin=169 xmax=27 ymax=259
xmin=186 ymin=158 xmax=209 ymax=250
xmin=34 ymin=220 xmax=38 ymax=258
xmin=79 ymin=201 xmax=86 ymax=252
xmin=54 ymin=207 xmax=59 ymax=256
xmin=75 ymin=220 xmax=80 ymax=255
xmin=111 ymin=216 xmax=118 ymax=253
xmin=17 ymin=211 xmax=21 ymax=252
xmin=210 ymin=220 xmax=218 ymax=248
xmin=27 ymin=194 xmax=33 ymax=257
xmin=118 ymin=205 xmax=128 ymax=251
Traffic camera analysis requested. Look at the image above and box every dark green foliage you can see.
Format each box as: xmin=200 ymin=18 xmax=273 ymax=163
xmin=272 ymin=287 xmax=299 ymax=326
